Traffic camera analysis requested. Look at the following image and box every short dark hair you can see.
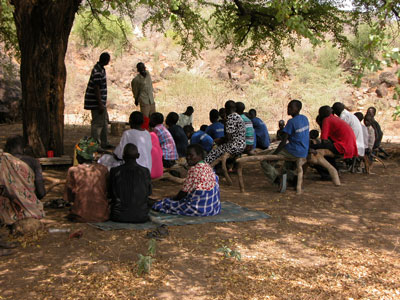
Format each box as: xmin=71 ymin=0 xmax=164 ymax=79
xmin=187 ymin=106 xmax=194 ymax=113
xmin=236 ymin=102 xmax=245 ymax=114
xmin=166 ymin=112 xmax=179 ymax=126
xmin=187 ymin=143 xmax=205 ymax=159
xmin=332 ymin=102 xmax=344 ymax=114
xmin=248 ymin=109 xmax=256 ymax=117
xmin=150 ymin=112 xmax=164 ymax=126
xmin=319 ymin=105 xmax=332 ymax=120
xmin=183 ymin=125 xmax=194 ymax=135
xmin=354 ymin=112 xmax=364 ymax=122
xmin=123 ymin=143 xmax=138 ymax=160
xmin=310 ymin=129 xmax=319 ymax=139
xmin=137 ymin=62 xmax=147 ymax=77
xmin=219 ymin=108 xmax=226 ymax=117
xmin=200 ymin=124 xmax=208 ymax=132
xmin=289 ymin=99 xmax=302 ymax=111
xmin=99 ymin=52 xmax=110 ymax=64
xmin=225 ymin=100 xmax=236 ymax=111
xmin=4 ymin=135 xmax=24 ymax=154
xmin=129 ymin=111 xmax=144 ymax=127
xmin=209 ymin=109 xmax=219 ymax=122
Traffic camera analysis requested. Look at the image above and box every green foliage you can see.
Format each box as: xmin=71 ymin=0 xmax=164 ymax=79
xmin=72 ymin=10 xmax=132 ymax=56
xmin=0 ymin=0 xmax=18 ymax=57
xmin=217 ymin=246 xmax=242 ymax=261
xmin=136 ymin=239 xmax=157 ymax=276
xmin=393 ymin=106 xmax=400 ymax=121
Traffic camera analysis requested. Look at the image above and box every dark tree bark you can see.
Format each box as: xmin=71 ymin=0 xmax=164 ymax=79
xmin=11 ymin=0 xmax=81 ymax=157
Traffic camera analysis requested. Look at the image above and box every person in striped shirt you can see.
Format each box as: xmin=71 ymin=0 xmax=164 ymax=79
xmin=84 ymin=52 xmax=112 ymax=149
xmin=149 ymin=112 xmax=178 ymax=168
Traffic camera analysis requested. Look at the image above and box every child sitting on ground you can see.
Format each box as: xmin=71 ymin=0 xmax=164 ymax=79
xmin=166 ymin=112 xmax=188 ymax=158
xmin=184 ymin=125 xmax=214 ymax=153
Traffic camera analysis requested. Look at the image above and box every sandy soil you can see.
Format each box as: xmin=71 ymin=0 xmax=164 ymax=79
xmin=0 ymin=124 xmax=400 ymax=300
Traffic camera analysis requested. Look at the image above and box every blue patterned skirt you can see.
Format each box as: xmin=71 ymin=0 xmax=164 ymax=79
xmin=152 ymin=177 xmax=221 ymax=216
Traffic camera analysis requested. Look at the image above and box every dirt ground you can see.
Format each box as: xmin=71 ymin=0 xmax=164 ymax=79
xmin=1 ymin=123 xmax=400 ymax=300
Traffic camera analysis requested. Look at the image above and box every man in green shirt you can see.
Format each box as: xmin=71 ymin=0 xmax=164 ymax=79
xmin=131 ymin=62 xmax=156 ymax=117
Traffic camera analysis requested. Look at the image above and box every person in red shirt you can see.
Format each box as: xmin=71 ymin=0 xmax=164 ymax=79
xmin=311 ymin=106 xmax=358 ymax=158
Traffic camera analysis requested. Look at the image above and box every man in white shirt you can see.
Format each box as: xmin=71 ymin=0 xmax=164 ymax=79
xmin=332 ymin=102 xmax=365 ymax=157
xmin=177 ymin=106 xmax=194 ymax=128
xmin=113 ymin=111 xmax=152 ymax=172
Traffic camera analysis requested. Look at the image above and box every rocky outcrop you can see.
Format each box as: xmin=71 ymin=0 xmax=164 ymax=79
xmin=379 ymin=71 xmax=398 ymax=87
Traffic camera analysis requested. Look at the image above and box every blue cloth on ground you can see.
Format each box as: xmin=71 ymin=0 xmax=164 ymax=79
xmin=206 ymin=122 xmax=225 ymax=139
xmin=88 ymin=201 xmax=271 ymax=231
xmin=283 ymin=114 xmax=309 ymax=158
xmin=251 ymin=117 xmax=270 ymax=149
xmin=191 ymin=130 xmax=214 ymax=152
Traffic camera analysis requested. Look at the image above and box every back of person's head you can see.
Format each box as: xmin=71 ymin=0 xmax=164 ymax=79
xmin=310 ymin=129 xmax=319 ymax=140
xmin=236 ymin=102 xmax=245 ymax=114
xmin=209 ymin=109 xmax=219 ymax=123
xmin=166 ymin=112 xmax=179 ymax=126
xmin=278 ymin=120 xmax=285 ymax=128
xmin=99 ymin=52 xmax=110 ymax=65
xmin=137 ymin=62 xmax=147 ymax=77
xmin=319 ymin=105 xmax=332 ymax=120
xmin=219 ymin=108 xmax=226 ymax=118
xmin=187 ymin=143 xmax=205 ymax=160
xmin=129 ymin=111 xmax=144 ymax=128
xmin=4 ymin=135 xmax=24 ymax=154
xmin=364 ymin=114 xmax=373 ymax=126
xmin=149 ymin=112 xmax=164 ymax=127
xmin=123 ymin=143 xmax=139 ymax=161
xmin=248 ymin=109 xmax=257 ymax=119
xmin=183 ymin=125 xmax=194 ymax=138
xmin=200 ymin=124 xmax=208 ymax=132
xmin=185 ymin=106 xmax=194 ymax=115
xmin=354 ymin=112 xmax=364 ymax=122
xmin=288 ymin=99 xmax=302 ymax=113
xmin=225 ymin=100 xmax=236 ymax=113
xmin=332 ymin=102 xmax=345 ymax=116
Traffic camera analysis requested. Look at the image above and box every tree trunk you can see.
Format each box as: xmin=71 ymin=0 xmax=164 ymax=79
xmin=11 ymin=0 xmax=81 ymax=157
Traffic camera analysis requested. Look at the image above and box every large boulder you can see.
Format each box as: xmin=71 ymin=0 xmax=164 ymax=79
xmin=376 ymin=83 xmax=388 ymax=98
xmin=160 ymin=66 xmax=176 ymax=79
xmin=379 ymin=71 xmax=398 ymax=87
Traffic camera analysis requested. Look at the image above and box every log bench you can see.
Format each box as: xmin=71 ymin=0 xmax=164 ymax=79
xmin=236 ymin=149 xmax=341 ymax=194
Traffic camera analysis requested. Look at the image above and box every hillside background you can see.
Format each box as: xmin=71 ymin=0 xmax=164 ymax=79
xmin=1 ymin=14 xmax=399 ymax=141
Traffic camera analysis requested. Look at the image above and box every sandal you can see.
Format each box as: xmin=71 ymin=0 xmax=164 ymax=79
xmin=145 ymin=224 xmax=169 ymax=240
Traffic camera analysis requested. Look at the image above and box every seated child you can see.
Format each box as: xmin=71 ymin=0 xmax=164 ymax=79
xmin=276 ymin=120 xmax=285 ymax=141
xmin=363 ymin=115 xmax=375 ymax=154
xmin=64 ymin=137 xmax=109 ymax=222
xmin=309 ymin=129 xmax=320 ymax=145
xmin=261 ymin=100 xmax=309 ymax=187
xmin=206 ymin=109 xmax=225 ymax=140
xmin=184 ymin=125 xmax=214 ymax=153
xmin=152 ymin=144 xmax=221 ymax=216
xmin=166 ymin=112 xmax=189 ymax=157
xmin=150 ymin=112 xmax=178 ymax=168
xmin=109 ymin=144 xmax=152 ymax=223
xmin=248 ymin=109 xmax=270 ymax=149
xmin=236 ymin=102 xmax=255 ymax=153
xmin=354 ymin=112 xmax=369 ymax=155
xmin=177 ymin=106 xmax=194 ymax=128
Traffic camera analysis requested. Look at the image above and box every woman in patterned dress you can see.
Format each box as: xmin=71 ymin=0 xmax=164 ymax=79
xmin=204 ymin=100 xmax=246 ymax=164
xmin=152 ymin=144 xmax=221 ymax=216
xmin=0 ymin=150 xmax=45 ymax=225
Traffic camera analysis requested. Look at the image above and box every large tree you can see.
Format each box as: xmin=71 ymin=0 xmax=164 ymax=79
xmin=0 ymin=0 xmax=399 ymax=156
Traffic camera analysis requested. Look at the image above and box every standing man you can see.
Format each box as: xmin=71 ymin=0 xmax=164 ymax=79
xmin=84 ymin=52 xmax=112 ymax=150
xmin=131 ymin=62 xmax=155 ymax=117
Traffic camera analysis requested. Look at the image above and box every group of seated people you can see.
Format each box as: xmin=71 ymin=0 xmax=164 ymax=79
xmin=0 ymin=100 xmax=385 ymax=248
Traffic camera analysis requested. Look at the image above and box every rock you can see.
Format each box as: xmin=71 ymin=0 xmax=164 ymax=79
xmin=11 ymin=218 xmax=43 ymax=236
xmin=376 ymin=84 xmax=388 ymax=98
xmin=217 ymin=69 xmax=230 ymax=80
xmin=389 ymin=100 xmax=398 ymax=108
xmin=379 ymin=71 xmax=398 ymax=87
xmin=160 ymin=66 xmax=176 ymax=79
xmin=87 ymin=264 xmax=110 ymax=274
xmin=241 ymin=64 xmax=255 ymax=80
xmin=368 ymin=76 xmax=381 ymax=88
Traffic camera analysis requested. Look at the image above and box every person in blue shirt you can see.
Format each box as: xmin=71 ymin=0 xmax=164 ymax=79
xmin=261 ymin=100 xmax=309 ymax=188
xmin=206 ymin=109 xmax=225 ymax=140
xmin=248 ymin=109 xmax=270 ymax=150
xmin=183 ymin=125 xmax=214 ymax=153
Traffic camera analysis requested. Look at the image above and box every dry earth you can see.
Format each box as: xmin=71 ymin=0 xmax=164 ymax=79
xmin=0 ymin=124 xmax=400 ymax=299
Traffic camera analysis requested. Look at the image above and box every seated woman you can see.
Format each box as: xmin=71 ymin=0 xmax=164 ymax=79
xmin=0 ymin=149 xmax=45 ymax=225
xmin=152 ymin=144 xmax=221 ymax=216
xmin=64 ymin=138 xmax=109 ymax=222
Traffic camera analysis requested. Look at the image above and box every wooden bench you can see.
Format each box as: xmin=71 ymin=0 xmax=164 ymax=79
xmin=39 ymin=155 xmax=73 ymax=166
xmin=236 ymin=149 xmax=341 ymax=194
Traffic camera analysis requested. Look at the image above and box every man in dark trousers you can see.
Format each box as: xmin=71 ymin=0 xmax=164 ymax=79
xmin=109 ymin=143 xmax=152 ymax=223
xmin=84 ymin=52 xmax=112 ymax=150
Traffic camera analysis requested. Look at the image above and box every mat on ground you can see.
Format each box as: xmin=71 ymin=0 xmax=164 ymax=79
xmin=89 ymin=201 xmax=270 ymax=231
